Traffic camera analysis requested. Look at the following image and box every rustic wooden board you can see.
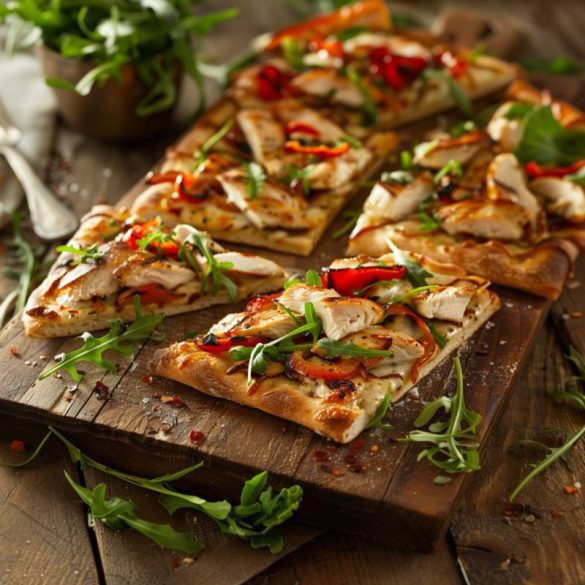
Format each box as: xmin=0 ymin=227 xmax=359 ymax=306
xmin=0 ymin=187 xmax=553 ymax=551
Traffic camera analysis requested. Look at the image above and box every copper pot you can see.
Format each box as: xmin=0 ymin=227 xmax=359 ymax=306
xmin=37 ymin=45 xmax=182 ymax=144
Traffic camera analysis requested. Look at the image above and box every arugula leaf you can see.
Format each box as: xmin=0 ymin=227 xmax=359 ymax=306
xmin=305 ymin=270 xmax=323 ymax=287
xmin=450 ymin=120 xmax=478 ymax=138
xmin=280 ymin=36 xmax=305 ymax=70
xmin=280 ymin=165 xmax=313 ymax=195
xmin=401 ymin=357 xmax=482 ymax=475
xmin=386 ymin=239 xmax=434 ymax=288
xmin=186 ymin=231 xmax=237 ymax=302
xmin=514 ymin=105 xmax=585 ymax=165
xmin=56 ymin=243 xmax=104 ymax=264
xmin=566 ymin=167 xmax=585 ymax=186
xmin=520 ymin=56 xmax=583 ymax=74
xmin=427 ymin=321 xmax=447 ymax=349
xmin=392 ymin=285 xmax=439 ymax=304
xmin=318 ymin=338 xmax=394 ymax=359
xmin=244 ymin=162 xmax=266 ymax=200
xmin=340 ymin=134 xmax=362 ymax=149
xmin=0 ymin=431 xmax=52 ymax=468
xmin=381 ymin=170 xmax=414 ymax=184
xmin=417 ymin=209 xmax=442 ymax=231
xmin=335 ymin=25 xmax=367 ymax=41
xmin=434 ymin=160 xmax=463 ymax=184
xmin=332 ymin=209 xmax=361 ymax=239
xmin=400 ymin=150 xmax=415 ymax=170
xmin=365 ymin=394 xmax=392 ymax=430
xmin=423 ymin=68 xmax=472 ymax=117
xmin=566 ymin=345 xmax=585 ymax=381
xmin=345 ymin=65 xmax=378 ymax=126
xmin=509 ymin=425 xmax=585 ymax=502
xmin=64 ymin=472 xmax=203 ymax=554
xmin=38 ymin=298 xmax=164 ymax=381
xmin=196 ymin=118 xmax=234 ymax=166
xmin=503 ymin=102 xmax=535 ymax=120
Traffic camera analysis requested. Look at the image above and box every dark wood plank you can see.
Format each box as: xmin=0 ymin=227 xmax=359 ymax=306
xmin=0 ymin=416 xmax=100 ymax=585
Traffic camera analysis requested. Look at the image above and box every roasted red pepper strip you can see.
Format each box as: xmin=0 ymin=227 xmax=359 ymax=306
xmin=321 ymin=265 xmax=407 ymax=297
xmin=256 ymin=64 xmax=297 ymax=101
xmin=286 ymin=121 xmax=320 ymax=137
xmin=369 ymin=47 xmax=427 ymax=91
xmin=123 ymin=224 xmax=179 ymax=257
xmin=245 ymin=292 xmax=282 ymax=312
xmin=175 ymin=174 xmax=208 ymax=204
xmin=525 ymin=160 xmax=585 ymax=179
xmin=118 ymin=284 xmax=179 ymax=306
xmin=286 ymin=351 xmax=360 ymax=381
xmin=385 ymin=303 xmax=437 ymax=382
xmin=197 ymin=335 xmax=265 ymax=355
xmin=284 ymin=140 xmax=350 ymax=159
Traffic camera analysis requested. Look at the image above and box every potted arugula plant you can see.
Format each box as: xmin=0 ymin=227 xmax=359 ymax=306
xmin=0 ymin=0 xmax=237 ymax=142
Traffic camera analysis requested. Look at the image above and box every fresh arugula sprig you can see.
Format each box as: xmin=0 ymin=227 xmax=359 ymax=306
xmin=244 ymin=162 xmax=267 ymax=200
xmin=401 ymin=357 xmax=482 ymax=476
xmin=503 ymin=102 xmax=535 ymax=121
xmin=1 ymin=0 xmax=238 ymax=117
xmin=65 ymin=473 xmax=202 ymax=554
xmin=3 ymin=210 xmax=48 ymax=313
xmin=434 ymin=160 xmax=463 ymax=185
xmin=450 ymin=120 xmax=478 ymax=137
xmin=386 ymin=239 xmax=434 ymax=288
xmin=281 ymin=165 xmax=314 ymax=196
xmin=1 ymin=427 xmax=303 ymax=554
xmin=426 ymin=321 xmax=447 ymax=349
xmin=332 ymin=209 xmax=361 ymax=239
xmin=195 ymin=118 xmax=234 ymax=167
xmin=365 ymin=393 xmax=392 ymax=431
xmin=38 ymin=297 xmax=164 ymax=382
xmin=280 ymin=36 xmax=306 ymax=70
xmin=345 ymin=65 xmax=378 ymax=126
xmin=509 ymin=426 xmax=585 ymax=502
xmin=56 ymin=243 xmax=105 ymax=264
xmin=565 ymin=167 xmax=585 ymax=186
xmin=422 ymin=68 xmax=473 ymax=118
xmin=186 ymin=231 xmax=237 ymax=303
xmin=381 ymin=170 xmax=414 ymax=185
xmin=317 ymin=338 xmax=394 ymax=359
xmin=514 ymin=105 xmax=585 ymax=166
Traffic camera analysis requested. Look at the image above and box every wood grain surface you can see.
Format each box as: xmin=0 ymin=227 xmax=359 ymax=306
xmin=1 ymin=0 xmax=585 ymax=583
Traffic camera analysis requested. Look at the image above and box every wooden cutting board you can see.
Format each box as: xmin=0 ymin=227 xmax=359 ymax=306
xmin=0 ymin=165 xmax=552 ymax=552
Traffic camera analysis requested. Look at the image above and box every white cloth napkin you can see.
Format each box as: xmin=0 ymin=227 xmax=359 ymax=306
xmin=0 ymin=49 xmax=56 ymax=228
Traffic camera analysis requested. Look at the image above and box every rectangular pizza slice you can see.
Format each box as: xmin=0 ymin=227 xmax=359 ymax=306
xmin=346 ymin=82 xmax=585 ymax=299
xmin=150 ymin=251 xmax=499 ymax=443
xmin=23 ymin=205 xmax=287 ymax=338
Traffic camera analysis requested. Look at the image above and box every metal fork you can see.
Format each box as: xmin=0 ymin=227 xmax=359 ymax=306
xmin=0 ymin=95 xmax=78 ymax=240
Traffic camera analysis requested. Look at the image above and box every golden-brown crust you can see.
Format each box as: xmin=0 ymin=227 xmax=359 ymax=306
xmin=347 ymin=226 xmax=578 ymax=300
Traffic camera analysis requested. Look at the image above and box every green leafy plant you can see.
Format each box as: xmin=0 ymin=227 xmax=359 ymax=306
xmin=1 ymin=427 xmax=303 ymax=554
xmin=401 ymin=357 xmax=482 ymax=476
xmin=244 ymin=162 xmax=267 ymax=200
xmin=56 ymin=243 xmax=105 ymax=264
xmin=365 ymin=393 xmax=392 ymax=431
xmin=0 ymin=0 xmax=238 ymax=116
xmin=38 ymin=297 xmax=164 ymax=381
xmin=422 ymin=68 xmax=472 ymax=118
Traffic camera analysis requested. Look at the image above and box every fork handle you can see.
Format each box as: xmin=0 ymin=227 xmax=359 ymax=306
xmin=0 ymin=144 xmax=78 ymax=240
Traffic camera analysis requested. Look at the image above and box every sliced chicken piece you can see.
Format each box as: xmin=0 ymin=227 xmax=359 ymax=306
xmin=172 ymin=225 xmax=226 ymax=254
xmin=339 ymin=326 xmax=425 ymax=378
xmin=113 ymin=255 xmax=196 ymax=290
xmin=208 ymin=252 xmax=284 ymax=276
xmin=438 ymin=199 xmax=529 ymax=241
xmin=210 ymin=308 xmax=297 ymax=339
xmin=363 ymin=280 xmax=413 ymax=304
xmin=410 ymin=283 xmax=477 ymax=323
xmin=414 ymin=132 xmax=492 ymax=170
xmin=237 ymin=109 xmax=286 ymax=166
xmin=342 ymin=32 xmax=429 ymax=59
xmin=280 ymin=284 xmax=383 ymax=340
xmin=308 ymin=147 xmax=373 ymax=191
xmin=486 ymin=102 xmax=525 ymax=152
xmin=364 ymin=173 xmax=434 ymax=220
xmin=292 ymin=69 xmax=364 ymax=107
xmin=273 ymin=101 xmax=346 ymax=143
xmin=530 ymin=177 xmax=585 ymax=224
xmin=217 ymin=169 xmax=313 ymax=232
xmin=486 ymin=153 xmax=542 ymax=228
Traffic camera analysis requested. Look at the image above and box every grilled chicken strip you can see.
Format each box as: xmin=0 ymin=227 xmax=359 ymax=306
xmin=530 ymin=177 xmax=585 ymax=223
xmin=210 ymin=308 xmax=297 ymax=339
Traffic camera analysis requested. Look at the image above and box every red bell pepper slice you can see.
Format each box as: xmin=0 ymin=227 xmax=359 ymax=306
xmin=285 ymin=121 xmax=320 ymax=137
xmin=321 ymin=265 xmax=407 ymax=297
xmin=369 ymin=47 xmax=428 ymax=91
xmin=196 ymin=335 xmax=265 ymax=355
xmin=525 ymin=160 xmax=585 ymax=179
xmin=284 ymin=140 xmax=350 ymax=159
xmin=175 ymin=174 xmax=209 ymax=204
xmin=245 ymin=292 xmax=282 ymax=313
xmin=385 ymin=303 xmax=437 ymax=382
xmin=118 ymin=284 xmax=180 ymax=307
xmin=256 ymin=64 xmax=297 ymax=101
xmin=286 ymin=351 xmax=360 ymax=381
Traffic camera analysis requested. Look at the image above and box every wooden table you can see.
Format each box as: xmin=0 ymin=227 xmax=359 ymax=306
xmin=1 ymin=1 xmax=585 ymax=583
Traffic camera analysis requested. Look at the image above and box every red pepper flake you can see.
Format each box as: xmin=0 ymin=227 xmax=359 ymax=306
xmin=551 ymin=510 xmax=563 ymax=519
xmin=161 ymin=395 xmax=186 ymax=408
xmin=188 ymin=429 xmax=205 ymax=446
xmin=142 ymin=373 xmax=154 ymax=385
xmin=9 ymin=346 xmax=20 ymax=357
xmin=564 ymin=485 xmax=579 ymax=495
xmin=331 ymin=468 xmax=343 ymax=477
xmin=170 ymin=554 xmax=182 ymax=570
xmin=346 ymin=461 xmax=367 ymax=473
xmin=369 ymin=444 xmax=380 ymax=454
xmin=9 ymin=440 xmax=26 ymax=453
xmin=312 ymin=449 xmax=331 ymax=462
xmin=94 ymin=381 xmax=111 ymax=400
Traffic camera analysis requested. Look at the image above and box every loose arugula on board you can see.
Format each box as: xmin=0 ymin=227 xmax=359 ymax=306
xmin=0 ymin=427 xmax=303 ymax=554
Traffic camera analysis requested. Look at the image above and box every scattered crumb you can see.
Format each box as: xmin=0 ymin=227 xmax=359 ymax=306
xmin=9 ymin=440 xmax=26 ymax=453
xmin=564 ymin=485 xmax=580 ymax=495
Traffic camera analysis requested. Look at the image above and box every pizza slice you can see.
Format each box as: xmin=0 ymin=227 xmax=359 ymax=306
xmin=23 ymin=205 xmax=287 ymax=338
xmin=229 ymin=0 xmax=516 ymax=130
xmin=130 ymin=97 xmax=397 ymax=256
xmin=150 ymin=251 xmax=499 ymax=443
xmin=346 ymin=82 xmax=585 ymax=299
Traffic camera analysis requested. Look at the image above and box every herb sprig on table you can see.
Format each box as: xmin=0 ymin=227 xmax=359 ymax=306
xmin=0 ymin=0 xmax=238 ymax=117
xmin=1 ymin=427 xmax=303 ymax=554
xmin=38 ymin=297 xmax=164 ymax=382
